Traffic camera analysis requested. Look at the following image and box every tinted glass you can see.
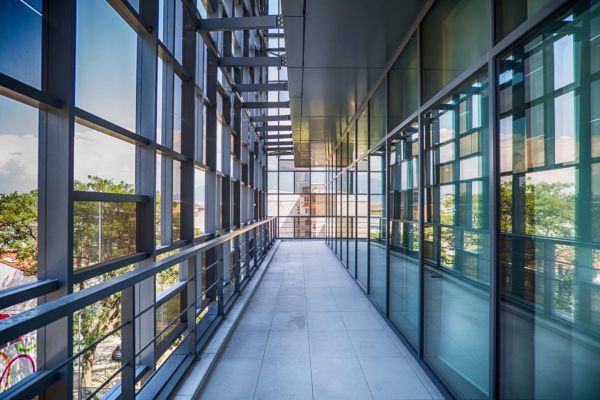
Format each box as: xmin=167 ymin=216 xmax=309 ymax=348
xmin=389 ymin=121 xmax=420 ymax=348
xmin=422 ymin=0 xmax=489 ymax=101
xmin=423 ymin=72 xmax=490 ymax=398
xmin=369 ymin=146 xmax=387 ymax=310
xmin=389 ymin=35 xmax=418 ymax=129
xmin=498 ymin=3 xmax=600 ymax=398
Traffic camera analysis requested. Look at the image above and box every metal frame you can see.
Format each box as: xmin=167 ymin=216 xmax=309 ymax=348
xmin=0 ymin=0 xmax=282 ymax=397
xmin=324 ymin=1 xmax=576 ymax=399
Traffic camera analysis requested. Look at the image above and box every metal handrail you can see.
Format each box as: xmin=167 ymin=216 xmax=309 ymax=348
xmin=0 ymin=217 xmax=276 ymax=350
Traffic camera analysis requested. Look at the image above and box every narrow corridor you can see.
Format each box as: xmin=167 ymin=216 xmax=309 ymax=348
xmin=198 ymin=241 xmax=443 ymax=400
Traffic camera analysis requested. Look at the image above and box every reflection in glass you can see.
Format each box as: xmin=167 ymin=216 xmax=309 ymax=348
xmin=0 ymin=0 xmax=42 ymax=88
xmin=369 ymin=146 xmax=386 ymax=311
xmin=389 ymin=121 xmax=420 ymax=348
xmin=356 ymin=158 xmax=369 ymax=288
xmin=498 ymin=4 xmax=600 ymax=398
xmin=421 ymin=0 xmax=488 ymax=101
xmin=388 ymin=34 xmax=418 ymax=129
xmin=76 ymin=0 xmax=137 ymax=131
xmin=423 ymin=72 xmax=490 ymax=398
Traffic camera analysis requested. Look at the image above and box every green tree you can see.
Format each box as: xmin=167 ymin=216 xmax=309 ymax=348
xmin=72 ymin=176 xmax=136 ymax=391
xmin=0 ymin=190 xmax=37 ymax=275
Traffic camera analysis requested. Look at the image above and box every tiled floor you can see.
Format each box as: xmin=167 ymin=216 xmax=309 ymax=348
xmin=198 ymin=240 xmax=444 ymax=400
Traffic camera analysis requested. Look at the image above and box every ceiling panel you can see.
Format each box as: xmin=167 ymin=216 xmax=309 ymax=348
xmin=281 ymin=0 xmax=426 ymax=166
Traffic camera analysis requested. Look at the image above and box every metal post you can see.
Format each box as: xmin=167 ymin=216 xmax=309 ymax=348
xmin=38 ymin=1 xmax=77 ymax=397
xmin=121 ymin=287 xmax=136 ymax=399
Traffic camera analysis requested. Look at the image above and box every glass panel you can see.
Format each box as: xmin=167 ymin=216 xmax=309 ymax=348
xmin=73 ymin=294 xmax=121 ymax=398
xmin=76 ymin=0 xmax=137 ymax=131
xmin=421 ymin=0 xmax=489 ymax=101
xmin=389 ymin=121 xmax=420 ymax=348
xmin=496 ymin=0 xmax=551 ymax=41
xmin=0 ymin=96 xmax=38 ymax=288
xmin=369 ymin=83 xmax=387 ymax=146
xmin=74 ymin=124 xmax=136 ymax=191
xmin=279 ymin=172 xmax=294 ymax=193
xmin=0 ymin=95 xmax=38 ymax=392
xmin=369 ymin=146 xmax=386 ymax=310
xmin=356 ymin=158 xmax=369 ymax=288
xmin=423 ymin=72 xmax=490 ymax=399
xmin=388 ymin=34 xmax=418 ymax=129
xmin=498 ymin=4 xmax=600 ymax=399
xmin=295 ymin=171 xmax=310 ymax=194
xmin=0 ymin=0 xmax=42 ymax=88
xmin=173 ymin=160 xmax=181 ymax=241
xmin=73 ymin=201 xmax=136 ymax=270
xmin=194 ymin=168 xmax=205 ymax=236
xmin=357 ymin=109 xmax=369 ymax=159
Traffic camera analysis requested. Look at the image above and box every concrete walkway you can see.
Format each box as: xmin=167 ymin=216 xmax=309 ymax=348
xmin=198 ymin=240 xmax=444 ymax=400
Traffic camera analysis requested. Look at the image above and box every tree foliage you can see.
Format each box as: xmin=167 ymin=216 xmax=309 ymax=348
xmin=0 ymin=190 xmax=37 ymax=275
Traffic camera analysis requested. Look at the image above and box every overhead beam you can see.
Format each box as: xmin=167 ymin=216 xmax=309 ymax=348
xmin=233 ymin=82 xmax=287 ymax=92
xmin=242 ymin=101 xmax=289 ymax=109
xmin=251 ymin=114 xmax=291 ymax=122
xmin=220 ymin=57 xmax=284 ymax=67
xmin=256 ymin=125 xmax=292 ymax=132
xmin=265 ymin=141 xmax=293 ymax=146
xmin=197 ymin=15 xmax=281 ymax=31
xmin=261 ymin=134 xmax=293 ymax=140
xmin=267 ymin=47 xmax=286 ymax=52
xmin=265 ymin=33 xmax=284 ymax=38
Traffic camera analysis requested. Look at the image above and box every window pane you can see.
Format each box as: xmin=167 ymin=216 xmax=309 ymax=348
xmin=194 ymin=168 xmax=205 ymax=236
xmin=369 ymin=83 xmax=387 ymax=146
xmin=421 ymin=0 xmax=489 ymax=101
xmin=0 ymin=0 xmax=42 ymax=88
xmin=74 ymin=124 xmax=136 ymax=192
xmin=389 ymin=121 xmax=420 ymax=348
xmin=173 ymin=160 xmax=181 ymax=241
xmin=76 ymin=0 xmax=137 ymax=131
xmin=0 ymin=96 xmax=39 ymax=390
xmin=498 ymin=4 xmax=600 ymax=398
xmin=496 ymin=0 xmax=551 ymax=41
xmin=388 ymin=34 xmax=418 ymax=129
xmin=369 ymin=147 xmax=386 ymax=311
xmin=423 ymin=72 xmax=490 ymax=398
xmin=73 ymin=201 xmax=136 ymax=270
xmin=0 ymin=96 xmax=38 ymax=289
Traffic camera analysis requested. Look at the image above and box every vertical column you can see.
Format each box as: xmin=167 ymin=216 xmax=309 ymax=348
xmin=38 ymin=1 xmax=76 ymax=397
xmin=136 ymin=0 xmax=159 ymax=381
xmin=181 ymin=2 xmax=198 ymax=353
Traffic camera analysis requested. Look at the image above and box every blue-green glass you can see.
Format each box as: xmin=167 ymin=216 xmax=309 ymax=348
xmin=341 ymin=171 xmax=348 ymax=266
xmin=356 ymin=157 xmax=369 ymax=288
xmin=348 ymin=166 xmax=357 ymax=274
xmin=389 ymin=121 xmax=420 ymax=348
xmin=369 ymin=83 xmax=387 ymax=147
xmin=388 ymin=35 xmax=418 ymax=130
xmin=421 ymin=0 xmax=488 ymax=102
xmin=423 ymin=73 xmax=490 ymax=399
xmin=498 ymin=3 xmax=600 ymax=398
xmin=369 ymin=146 xmax=387 ymax=311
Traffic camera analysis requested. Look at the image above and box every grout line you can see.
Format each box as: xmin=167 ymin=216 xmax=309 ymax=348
xmin=251 ymin=245 xmax=282 ymax=400
xmin=302 ymin=246 xmax=315 ymax=400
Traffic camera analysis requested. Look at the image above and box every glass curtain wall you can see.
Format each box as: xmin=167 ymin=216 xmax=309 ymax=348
xmin=268 ymin=155 xmax=327 ymax=238
xmin=0 ymin=0 xmax=268 ymax=396
xmin=423 ymin=72 xmax=490 ymax=399
xmin=498 ymin=3 xmax=600 ymax=398
xmin=389 ymin=121 xmax=420 ymax=348
xmin=326 ymin=1 xmax=600 ymax=399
